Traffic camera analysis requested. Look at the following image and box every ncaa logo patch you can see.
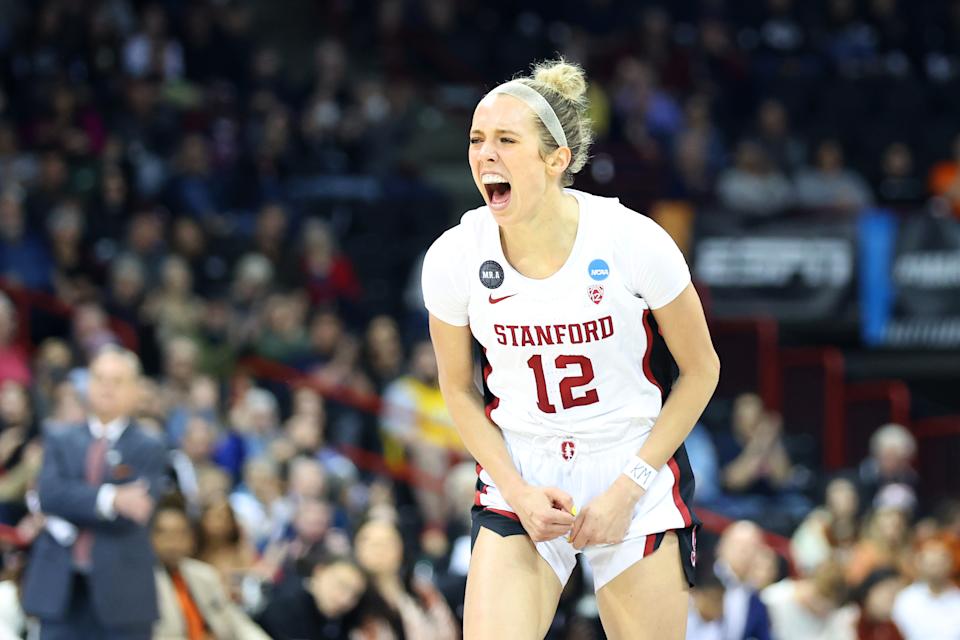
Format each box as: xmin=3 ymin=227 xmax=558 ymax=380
xmin=588 ymin=259 xmax=610 ymax=281
xmin=588 ymin=284 xmax=604 ymax=304
xmin=479 ymin=260 xmax=504 ymax=289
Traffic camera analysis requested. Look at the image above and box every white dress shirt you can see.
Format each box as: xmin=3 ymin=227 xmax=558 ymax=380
xmin=89 ymin=416 xmax=130 ymax=520
xmin=43 ymin=417 xmax=130 ymax=546
xmin=892 ymin=582 xmax=960 ymax=640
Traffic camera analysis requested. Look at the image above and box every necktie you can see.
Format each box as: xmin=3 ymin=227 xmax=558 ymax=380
xmin=72 ymin=436 xmax=109 ymax=569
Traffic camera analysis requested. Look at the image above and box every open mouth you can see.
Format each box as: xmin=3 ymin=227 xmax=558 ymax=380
xmin=482 ymin=174 xmax=512 ymax=209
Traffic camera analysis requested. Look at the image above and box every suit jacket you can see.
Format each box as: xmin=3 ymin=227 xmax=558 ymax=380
xmin=22 ymin=422 xmax=168 ymax=628
xmin=743 ymin=592 xmax=772 ymax=640
xmin=153 ymin=558 xmax=270 ymax=640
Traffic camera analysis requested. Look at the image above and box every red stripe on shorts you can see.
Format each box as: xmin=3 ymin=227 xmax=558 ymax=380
xmin=643 ymin=534 xmax=657 ymax=557
xmin=667 ymin=457 xmax=693 ymax=526
xmin=485 ymin=508 xmax=520 ymax=521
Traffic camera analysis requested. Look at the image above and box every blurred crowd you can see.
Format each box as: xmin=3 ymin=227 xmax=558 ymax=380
xmin=1 ymin=0 xmax=959 ymax=638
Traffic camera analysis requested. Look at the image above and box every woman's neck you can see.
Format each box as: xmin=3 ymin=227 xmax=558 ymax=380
xmin=499 ymin=188 xmax=579 ymax=279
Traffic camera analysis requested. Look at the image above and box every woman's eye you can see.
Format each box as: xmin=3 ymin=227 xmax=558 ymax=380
xmin=470 ymin=138 xmax=481 ymax=144
xmin=500 ymin=138 xmax=515 ymax=144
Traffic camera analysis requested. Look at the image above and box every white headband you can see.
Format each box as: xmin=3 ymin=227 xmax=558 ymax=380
xmin=486 ymin=80 xmax=568 ymax=148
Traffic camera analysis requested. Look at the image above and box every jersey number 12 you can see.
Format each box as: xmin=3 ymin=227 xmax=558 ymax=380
xmin=527 ymin=354 xmax=599 ymax=413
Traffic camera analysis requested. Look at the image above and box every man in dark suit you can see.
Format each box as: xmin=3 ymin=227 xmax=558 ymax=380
xmin=22 ymin=345 xmax=168 ymax=639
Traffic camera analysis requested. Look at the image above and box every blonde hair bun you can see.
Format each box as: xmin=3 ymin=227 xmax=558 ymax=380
xmin=531 ymin=58 xmax=588 ymax=103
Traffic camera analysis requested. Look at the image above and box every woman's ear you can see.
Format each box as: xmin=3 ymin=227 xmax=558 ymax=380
xmin=546 ymin=146 xmax=572 ymax=178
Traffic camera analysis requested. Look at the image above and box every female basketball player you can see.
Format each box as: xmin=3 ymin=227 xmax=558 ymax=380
xmin=421 ymin=59 xmax=720 ymax=639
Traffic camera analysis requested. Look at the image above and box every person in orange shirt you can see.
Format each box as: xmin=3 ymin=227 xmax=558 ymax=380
xmin=152 ymin=501 xmax=269 ymax=640
xmin=928 ymin=134 xmax=960 ymax=219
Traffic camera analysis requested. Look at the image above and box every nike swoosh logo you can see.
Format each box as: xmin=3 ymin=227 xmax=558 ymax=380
xmin=488 ymin=293 xmax=517 ymax=304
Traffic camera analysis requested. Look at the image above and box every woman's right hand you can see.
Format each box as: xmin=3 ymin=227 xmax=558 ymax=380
xmin=506 ymin=484 xmax=576 ymax=542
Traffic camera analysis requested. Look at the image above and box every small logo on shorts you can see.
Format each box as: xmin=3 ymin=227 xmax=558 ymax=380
xmin=560 ymin=439 xmax=577 ymax=461
xmin=588 ymin=284 xmax=604 ymax=304
xmin=479 ymin=260 xmax=505 ymax=289
xmin=691 ymin=528 xmax=697 ymax=567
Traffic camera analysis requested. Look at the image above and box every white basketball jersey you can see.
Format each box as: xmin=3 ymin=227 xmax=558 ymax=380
xmin=422 ymin=189 xmax=690 ymax=440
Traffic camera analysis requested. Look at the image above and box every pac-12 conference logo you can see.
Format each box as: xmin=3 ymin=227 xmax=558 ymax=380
xmin=479 ymin=260 xmax=504 ymax=289
xmin=589 ymin=259 xmax=610 ymax=281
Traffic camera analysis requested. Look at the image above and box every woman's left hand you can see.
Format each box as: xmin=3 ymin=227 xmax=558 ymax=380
xmin=569 ymin=476 xmax=644 ymax=550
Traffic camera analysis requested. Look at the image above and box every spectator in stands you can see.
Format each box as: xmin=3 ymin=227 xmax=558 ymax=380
xmin=791 ymin=476 xmax=861 ymax=575
xmin=29 ymin=338 xmax=72 ymax=416
xmin=685 ymin=422 xmax=722 ymax=505
xmin=46 ymin=201 xmax=99 ymax=306
xmin=164 ymin=133 xmax=223 ymax=223
xmin=0 ymin=381 xmax=41 ymax=523
xmin=0 ymin=549 xmax=28 ymax=640
xmin=141 ymin=255 xmax=204 ymax=346
xmin=196 ymin=498 xmax=259 ymax=597
xmin=159 ymin=336 xmax=201 ymax=413
xmin=354 ymin=517 xmax=458 ymax=639
xmin=0 ymin=187 xmax=51 ymax=290
xmin=272 ymin=497 xmax=346 ymax=597
xmin=29 ymin=339 xmax=73 ymax=422
xmin=125 ymin=209 xmax=169 ymax=287
xmin=686 ymin=567 xmax=726 ymax=640
xmin=194 ymin=296 xmax=238 ymax=378
xmin=363 ymin=315 xmax=405 ymax=392
xmin=152 ymin=501 xmax=269 ymax=639
xmin=714 ymin=520 xmax=773 ymax=640
xmin=256 ymin=553 xmax=369 ymax=640
xmin=104 ymin=254 xmax=147 ymax=329
xmin=717 ymin=140 xmax=794 ymax=219
xmin=876 ymin=142 xmax=926 ymax=210
xmin=169 ymin=217 xmax=219 ymax=297
xmin=928 ymin=132 xmax=960 ymax=219
xmin=86 ymin=164 xmax=131 ymax=254
xmin=230 ymin=456 xmax=293 ymax=549
xmin=761 ymin=559 xmax=857 ymax=640
xmin=749 ymin=544 xmax=785 ymax=591
xmin=856 ymin=424 xmax=919 ymax=508
xmin=249 ymin=204 xmax=296 ymax=282
xmin=123 ymin=4 xmax=184 ymax=81
xmin=795 ymin=139 xmax=874 ymax=214
xmin=284 ymin=390 xmax=356 ymax=484
xmin=0 ymin=122 xmax=37 ymax=187
xmin=196 ymin=465 xmax=232 ymax=510
xmin=715 ymin=393 xmax=809 ymax=531
xmin=70 ymin=302 xmax=120 ymax=364
xmin=168 ymin=416 xmax=220 ymax=514
xmin=42 ymin=379 xmax=85 ymax=433
xmin=287 ymin=456 xmax=327 ymax=503
xmin=891 ymin=536 xmax=960 ymax=639
xmin=611 ymin=57 xmax=684 ymax=145
xmin=753 ymin=98 xmax=805 ymax=174
xmin=228 ymin=387 xmax=281 ymax=461
xmin=25 ymin=150 xmax=70 ymax=222
xmin=852 ymin=568 xmax=905 ymax=640
xmin=301 ymin=308 xmax=345 ymax=370
xmin=22 ymin=346 xmax=167 ymax=639
xmin=670 ymin=128 xmax=718 ymax=207
xmin=426 ymin=460 xmax=476 ymax=613
xmin=381 ymin=340 xmax=464 ymax=526
xmin=254 ymin=293 xmax=311 ymax=364
xmin=846 ymin=506 xmax=912 ymax=587
xmin=229 ymin=253 xmax=274 ymax=347
xmin=0 ymin=293 xmax=29 ymax=386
